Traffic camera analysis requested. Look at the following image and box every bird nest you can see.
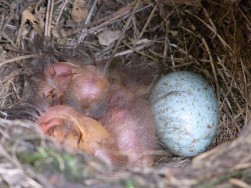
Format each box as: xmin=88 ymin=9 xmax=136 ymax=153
xmin=0 ymin=0 xmax=251 ymax=187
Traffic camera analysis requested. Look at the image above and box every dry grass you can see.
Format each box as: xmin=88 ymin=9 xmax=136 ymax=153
xmin=0 ymin=0 xmax=251 ymax=187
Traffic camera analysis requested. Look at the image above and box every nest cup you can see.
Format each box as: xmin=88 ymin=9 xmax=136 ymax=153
xmin=0 ymin=0 xmax=250 ymax=187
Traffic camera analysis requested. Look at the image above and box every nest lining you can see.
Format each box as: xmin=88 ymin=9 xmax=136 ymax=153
xmin=0 ymin=0 xmax=251 ymax=187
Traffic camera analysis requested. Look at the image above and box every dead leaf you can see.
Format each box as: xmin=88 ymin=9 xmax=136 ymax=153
xmin=71 ymin=0 xmax=89 ymax=23
xmin=34 ymin=6 xmax=46 ymax=29
xmin=52 ymin=27 xmax=67 ymax=39
xmin=169 ymin=30 xmax=178 ymax=36
xmin=16 ymin=8 xmax=42 ymax=45
xmin=52 ymin=27 xmax=68 ymax=45
xmin=98 ymin=30 xmax=122 ymax=46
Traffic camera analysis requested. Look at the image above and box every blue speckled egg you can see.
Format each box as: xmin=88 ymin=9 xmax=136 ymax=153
xmin=151 ymin=71 xmax=218 ymax=157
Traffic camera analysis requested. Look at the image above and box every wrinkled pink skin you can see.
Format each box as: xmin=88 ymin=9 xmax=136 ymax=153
xmin=38 ymin=62 xmax=156 ymax=167
xmin=101 ymin=84 xmax=157 ymax=167
xmin=37 ymin=105 xmax=128 ymax=166
xmin=63 ymin=65 xmax=110 ymax=119
xmin=40 ymin=63 xmax=109 ymax=118
xmin=39 ymin=62 xmax=74 ymax=106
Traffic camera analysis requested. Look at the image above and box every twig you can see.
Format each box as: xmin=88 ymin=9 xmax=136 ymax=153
xmin=136 ymin=4 xmax=157 ymax=43
xmin=10 ymin=81 xmax=20 ymax=100
xmin=185 ymin=9 xmax=233 ymax=53
xmin=111 ymin=0 xmax=140 ymax=57
xmin=0 ymin=54 xmax=40 ymax=67
xmin=77 ymin=0 xmax=98 ymax=43
xmin=114 ymin=39 xmax=154 ymax=57
xmin=0 ymin=32 xmax=15 ymax=45
xmin=45 ymin=0 xmax=54 ymax=38
xmin=182 ymin=25 xmax=220 ymax=101
xmin=157 ymin=0 xmax=201 ymax=6
xmin=101 ymin=0 xmax=142 ymax=73
xmin=121 ymin=40 xmax=158 ymax=63
xmin=66 ymin=2 xmax=153 ymax=37
xmin=165 ymin=20 xmax=175 ymax=67
xmin=55 ymin=0 xmax=69 ymax=25
xmin=168 ymin=43 xmax=200 ymax=65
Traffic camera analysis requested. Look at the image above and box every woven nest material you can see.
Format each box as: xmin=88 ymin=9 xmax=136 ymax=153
xmin=0 ymin=0 xmax=251 ymax=187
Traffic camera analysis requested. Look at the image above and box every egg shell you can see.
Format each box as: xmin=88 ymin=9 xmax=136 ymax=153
xmin=151 ymin=71 xmax=218 ymax=157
